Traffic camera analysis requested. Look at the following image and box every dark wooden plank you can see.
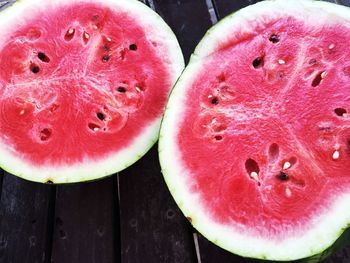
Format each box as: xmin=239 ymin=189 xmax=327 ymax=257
xmin=339 ymin=1 xmax=350 ymax=7
xmin=0 ymin=174 xmax=54 ymax=263
xmin=325 ymin=242 xmax=350 ymax=263
xmin=119 ymin=147 xmax=196 ymax=263
xmin=119 ymin=1 xmax=213 ymax=262
xmin=51 ymin=177 xmax=118 ymax=263
xmin=197 ymin=234 xmax=256 ymax=263
xmin=0 ymin=170 xmax=3 ymax=200
xmin=213 ymin=0 xmax=261 ymax=18
xmin=149 ymin=0 xmax=213 ymax=63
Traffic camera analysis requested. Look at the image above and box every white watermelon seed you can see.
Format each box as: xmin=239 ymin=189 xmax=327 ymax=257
xmin=68 ymin=28 xmax=74 ymax=34
xmin=321 ymin=71 xmax=327 ymax=79
xmin=93 ymin=127 xmax=99 ymax=131
xmin=84 ymin=32 xmax=90 ymax=40
xmin=278 ymin=59 xmax=285 ymax=65
xmin=20 ymin=110 xmax=25 ymax=115
xmin=106 ymin=37 xmax=112 ymax=42
xmin=93 ymin=25 xmax=98 ymax=30
xmin=135 ymin=87 xmax=141 ymax=92
xmin=329 ymin=43 xmax=335 ymax=49
xmin=285 ymin=187 xmax=292 ymax=197
xmin=332 ymin=150 xmax=340 ymax=160
xmin=283 ymin=161 xmax=291 ymax=170
xmin=245 ymin=158 xmax=260 ymax=184
xmin=250 ymin=172 xmax=259 ymax=181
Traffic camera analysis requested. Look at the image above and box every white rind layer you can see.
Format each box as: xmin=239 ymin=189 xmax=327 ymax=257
xmin=159 ymin=0 xmax=350 ymax=260
xmin=0 ymin=0 xmax=184 ymax=183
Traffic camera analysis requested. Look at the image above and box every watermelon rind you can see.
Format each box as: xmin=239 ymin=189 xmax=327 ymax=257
xmin=159 ymin=0 xmax=350 ymax=261
xmin=0 ymin=0 xmax=184 ymax=183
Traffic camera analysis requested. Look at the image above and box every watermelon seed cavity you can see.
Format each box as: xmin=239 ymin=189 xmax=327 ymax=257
xmin=268 ymin=143 xmax=279 ymax=162
xmin=309 ymin=58 xmax=317 ymax=65
xmin=245 ymin=158 xmax=260 ymax=184
xmin=64 ymin=28 xmax=75 ymax=41
xmin=40 ymin=128 xmax=52 ymax=141
xmin=49 ymin=104 xmax=59 ymax=113
xmin=214 ymin=135 xmax=223 ymax=141
xmin=334 ymin=108 xmax=347 ymax=117
xmin=83 ymin=32 xmax=90 ymax=43
xmin=88 ymin=123 xmax=100 ymax=131
xmin=311 ymin=71 xmax=325 ymax=87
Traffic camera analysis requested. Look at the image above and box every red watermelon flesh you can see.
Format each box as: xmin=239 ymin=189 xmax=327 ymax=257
xmin=0 ymin=0 xmax=183 ymax=182
xmin=160 ymin=0 xmax=350 ymax=260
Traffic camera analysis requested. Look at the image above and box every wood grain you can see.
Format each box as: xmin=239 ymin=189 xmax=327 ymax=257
xmin=0 ymin=174 xmax=54 ymax=263
xmin=51 ymin=178 xmax=118 ymax=263
xmin=119 ymin=147 xmax=197 ymax=263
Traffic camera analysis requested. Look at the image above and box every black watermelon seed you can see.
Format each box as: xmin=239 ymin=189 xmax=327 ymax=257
xmin=269 ymin=34 xmax=280 ymax=43
xmin=252 ymin=57 xmax=263 ymax=68
xmin=211 ymin=97 xmax=219 ymax=105
xmin=277 ymin=171 xmax=289 ymax=181
xmin=102 ymin=55 xmax=110 ymax=62
xmin=38 ymin=52 xmax=50 ymax=63
xmin=118 ymin=87 xmax=126 ymax=93
xmin=129 ymin=44 xmax=137 ymax=51
xmin=97 ymin=112 xmax=105 ymax=120
xmin=31 ymin=64 xmax=40 ymax=74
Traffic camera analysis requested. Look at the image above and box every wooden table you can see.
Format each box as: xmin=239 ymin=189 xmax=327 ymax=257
xmin=1 ymin=0 xmax=350 ymax=262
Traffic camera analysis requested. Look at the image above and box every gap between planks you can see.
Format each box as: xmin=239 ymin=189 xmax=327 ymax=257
xmin=45 ymin=186 xmax=57 ymax=263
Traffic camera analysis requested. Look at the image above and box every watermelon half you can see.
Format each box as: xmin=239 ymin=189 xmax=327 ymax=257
xmin=0 ymin=0 xmax=184 ymax=183
xmin=159 ymin=0 xmax=350 ymax=261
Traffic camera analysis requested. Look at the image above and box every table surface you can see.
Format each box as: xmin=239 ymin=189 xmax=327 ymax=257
xmin=1 ymin=0 xmax=350 ymax=262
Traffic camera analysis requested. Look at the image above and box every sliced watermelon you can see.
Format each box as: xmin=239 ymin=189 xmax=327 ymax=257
xmin=159 ymin=0 xmax=350 ymax=261
xmin=0 ymin=0 xmax=184 ymax=183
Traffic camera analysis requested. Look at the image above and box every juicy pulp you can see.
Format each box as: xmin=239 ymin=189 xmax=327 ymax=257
xmin=159 ymin=0 xmax=350 ymax=260
xmin=0 ymin=0 xmax=184 ymax=183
